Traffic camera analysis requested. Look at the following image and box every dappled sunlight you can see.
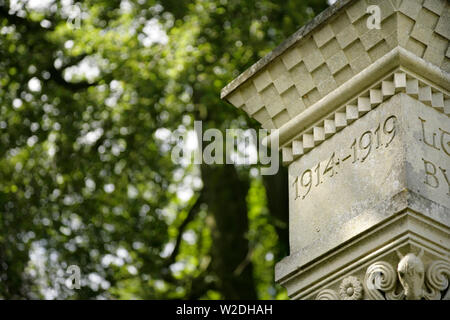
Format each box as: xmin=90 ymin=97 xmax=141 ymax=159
xmin=0 ymin=0 xmax=330 ymax=300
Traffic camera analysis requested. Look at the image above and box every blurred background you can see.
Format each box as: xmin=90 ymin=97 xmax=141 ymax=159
xmin=0 ymin=0 xmax=330 ymax=299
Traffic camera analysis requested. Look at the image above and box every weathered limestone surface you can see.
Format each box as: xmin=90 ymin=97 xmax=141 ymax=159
xmin=222 ymin=0 xmax=449 ymax=300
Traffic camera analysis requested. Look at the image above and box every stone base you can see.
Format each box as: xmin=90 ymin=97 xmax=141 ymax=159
xmin=276 ymin=202 xmax=450 ymax=299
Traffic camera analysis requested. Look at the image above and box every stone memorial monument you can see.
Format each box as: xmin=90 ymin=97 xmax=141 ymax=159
xmin=221 ymin=0 xmax=449 ymax=299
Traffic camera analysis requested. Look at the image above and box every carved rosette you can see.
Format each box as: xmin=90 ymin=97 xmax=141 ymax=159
xmin=316 ymin=276 xmax=363 ymax=300
xmin=339 ymin=276 xmax=363 ymax=300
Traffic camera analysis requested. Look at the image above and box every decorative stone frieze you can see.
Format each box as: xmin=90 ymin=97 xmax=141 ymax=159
xmin=316 ymin=250 xmax=450 ymax=300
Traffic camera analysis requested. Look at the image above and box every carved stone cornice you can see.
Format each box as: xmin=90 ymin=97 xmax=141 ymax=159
xmin=278 ymin=63 xmax=450 ymax=165
xmin=221 ymin=0 xmax=450 ymax=131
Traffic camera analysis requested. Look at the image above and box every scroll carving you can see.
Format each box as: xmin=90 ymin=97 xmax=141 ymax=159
xmin=364 ymin=261 xmax=404 ymax=300
xmin=316 ymin=289 xmax=340 ymax=300
xmin=423 ymin=260 xmax=450 ymax=300
xmin=365 ymin=253 xmax=450 ymax=300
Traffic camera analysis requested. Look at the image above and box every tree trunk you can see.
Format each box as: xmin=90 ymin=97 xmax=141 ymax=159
xmin=263 ymin=164 xmax=290 ymax=260
xmin=201 ymin=164 xmax=257 ymax=299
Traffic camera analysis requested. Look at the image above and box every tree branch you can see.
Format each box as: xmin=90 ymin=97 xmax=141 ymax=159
xmin=47 ymin=64 xmax=99 ymax=91
xmin=164 ymin=191 xmax=203 ymax=267
xmin=0 ymin=5 xmax=54 ymax=31
xmin=186 ymin=264 xmax=217 ymax=300
xmin=233 ymin=247 xmax=253 ymax=276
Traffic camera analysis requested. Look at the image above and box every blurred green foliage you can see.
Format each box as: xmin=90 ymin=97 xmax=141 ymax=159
xmin=0 ymin=0 xmax=327 ymax=299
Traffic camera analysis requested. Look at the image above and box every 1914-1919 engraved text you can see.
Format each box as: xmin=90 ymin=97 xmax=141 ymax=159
xmin=293 ymin=115 xmax=397 ymax=200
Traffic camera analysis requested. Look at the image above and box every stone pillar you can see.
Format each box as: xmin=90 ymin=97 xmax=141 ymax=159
xmin=221 ymin=0 xmax=449 ymax=300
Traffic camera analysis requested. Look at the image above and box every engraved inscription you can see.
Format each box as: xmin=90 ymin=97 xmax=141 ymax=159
xmin=293 ymin=115 xmax=397 ymax=200
xmin=421 ymin=158 xmax=450 ymax=196
xmin=418 ymin=117 xmax=450 ymax=156
xmin=418 ymin=116 xmax=450 ymax=196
